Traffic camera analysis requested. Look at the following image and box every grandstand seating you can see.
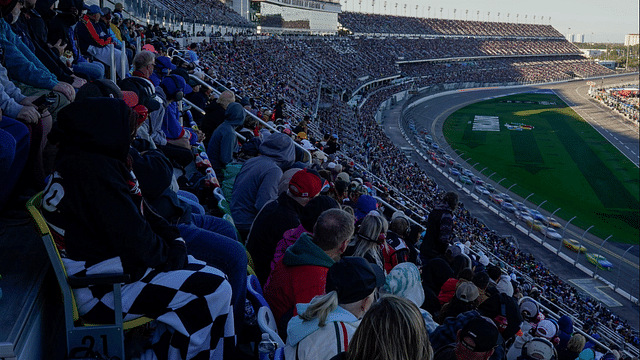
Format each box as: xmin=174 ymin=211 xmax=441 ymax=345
xmin=143 ymin=0 xmax=252 ymax=27
xmin=1 ymin=1 xmax=637 ymax=357
xmin=338 ymin=12 xmax=565 ymax=38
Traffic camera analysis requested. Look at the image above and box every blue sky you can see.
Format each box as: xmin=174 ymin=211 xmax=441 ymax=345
xmin=341 ymin=0 xmax=639 ymax=43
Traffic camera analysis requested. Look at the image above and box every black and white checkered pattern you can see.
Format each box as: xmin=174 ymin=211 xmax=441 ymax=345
xmin=63 ymin=255 xmax=236 ymax=360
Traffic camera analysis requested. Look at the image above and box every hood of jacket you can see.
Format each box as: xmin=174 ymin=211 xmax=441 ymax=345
xmin=224 ymin=102 xmax=245 ymax=127
xmin=283 ymin=233 xmax=334 ymax=268
xmin=558 ymin=315 xmax=573 ymax=334
xmin=286 ymin=304 xmax=359 ymax=346
xmin=259 ymin=132 xmax=295 ymax=169
xmin=51 ymin=98 xmax=132 ymax=163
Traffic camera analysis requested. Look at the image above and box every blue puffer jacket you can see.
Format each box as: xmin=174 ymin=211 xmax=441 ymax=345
xmin=0 ymin=19 xmax=58 ymax=90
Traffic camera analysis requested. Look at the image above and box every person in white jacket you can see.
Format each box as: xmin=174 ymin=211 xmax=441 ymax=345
xmin=284 ymin=257 xmax=385 ymax=360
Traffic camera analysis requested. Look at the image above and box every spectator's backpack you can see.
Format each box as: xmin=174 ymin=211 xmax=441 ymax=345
xmin=383 ymin=235 xmax=410 ymax=273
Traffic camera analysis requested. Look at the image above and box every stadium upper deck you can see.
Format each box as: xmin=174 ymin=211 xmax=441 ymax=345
xmin=339 ymin=12 xmax=565 ymax=38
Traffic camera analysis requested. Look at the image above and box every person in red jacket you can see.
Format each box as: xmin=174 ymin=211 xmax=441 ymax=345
xmin=263 ymin=208 xmax=354 ymax=338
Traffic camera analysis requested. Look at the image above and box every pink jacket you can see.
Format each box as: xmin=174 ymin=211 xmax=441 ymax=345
xmin=270 ymin=224 xmax=309 ymax=274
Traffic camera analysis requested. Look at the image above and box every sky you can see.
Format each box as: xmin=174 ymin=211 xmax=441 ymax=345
xmin=340 ymin=0 xmax=639 ymax=43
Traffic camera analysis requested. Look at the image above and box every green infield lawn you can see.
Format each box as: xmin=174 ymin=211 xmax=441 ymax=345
xmin=443 ymin=93 xmax=639 ymax=244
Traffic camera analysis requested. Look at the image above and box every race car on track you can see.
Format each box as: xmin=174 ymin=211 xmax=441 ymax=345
xmin=563 ymin=239 xmax=587 ymax=253
xmin=586 ymin=253 xmax=613 ymax=271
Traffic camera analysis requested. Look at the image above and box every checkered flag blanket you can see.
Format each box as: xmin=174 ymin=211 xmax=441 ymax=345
xmin=63 ymin=255 xmax=236 ymax=360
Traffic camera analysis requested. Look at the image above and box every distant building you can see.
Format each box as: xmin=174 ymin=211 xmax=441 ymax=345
xmin=566 ymin=33 xmax=575 ymax=42
xmin=625 ymin=34 xmax=639 ymax=46
xmin=581 ymin=49 xmax=606 ymax=58
xmin=576 ymin=34 xmax=585 ymax=43
xmin=597 ymin=60 xmax=617 ymax=69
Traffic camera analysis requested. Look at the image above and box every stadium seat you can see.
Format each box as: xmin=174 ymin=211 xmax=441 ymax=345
xmin=26 ymin=192 xmax=152 ymax=360
xmin=258 ymin=307 xmax=285 ymax=349
xmin=245 ymin=274 xmax=285 ymax=348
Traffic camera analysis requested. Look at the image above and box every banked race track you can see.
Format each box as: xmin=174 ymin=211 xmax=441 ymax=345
xmin=383 ymin=73 xmax=640 ymax=330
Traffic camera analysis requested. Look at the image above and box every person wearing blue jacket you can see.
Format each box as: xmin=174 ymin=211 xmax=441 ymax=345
xmin=230 ymin=132 xmax=296 ymax=239
xmin=207 ymin=102 xmax=244 ymax=177
xmin=0 ymin=3 xmax=75 ymax=108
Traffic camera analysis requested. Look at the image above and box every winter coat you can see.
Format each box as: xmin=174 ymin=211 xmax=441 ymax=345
xmin=42 ymin=98 xmax=178 ymax=282
xmin=264 ymin=233 xmax=335 ymax=328
xmin=438 ymin=278 xmax=461 ymax=305
xmin=0 ymin=64 xmax=27 ymax=118
xmin=207 ymin=102 xmax=244 ymax=171
xmin=246 ymin=192 xmax=304 ymax=284
xmin=421 ymin=202 xmax=454 ymax=261
xmin=284 ymin=303 xmax=359 ymax=360
xmin=0 ymin=18 xmax=58 ymax=90
xmin=230 ymin=133 xmax=295 ymax=230
xmin=557 ymin=315 xmax=573 ymax=350
xmin=271 ymin=224 xmax=308 ymax=275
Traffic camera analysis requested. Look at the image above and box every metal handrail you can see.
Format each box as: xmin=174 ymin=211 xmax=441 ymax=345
xmin=180 ymin=68 xmax=312 ymax=164
xmin=373 ymin=196 xmax=425 ymax=230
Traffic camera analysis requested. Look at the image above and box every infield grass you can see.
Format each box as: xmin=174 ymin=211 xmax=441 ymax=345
xmin=443 ymin=93 xmax=639 ymax=244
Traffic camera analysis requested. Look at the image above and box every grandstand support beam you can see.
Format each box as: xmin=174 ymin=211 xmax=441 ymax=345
xmin=575 ymin=225 xmax=594 ymax=265
xmin=616 ymin=245 xmax=635 ymax=290
xmin=558 ymin=216 xmax=577 ymax=254
xmin=593 ymin=235 xmax=612 ymax=277
xmin=541 ymin=207 xmax=561 ymax=245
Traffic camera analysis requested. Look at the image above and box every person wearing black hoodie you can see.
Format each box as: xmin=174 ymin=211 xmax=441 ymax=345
xmin=42 ymin=98 xmax=236 ymax=359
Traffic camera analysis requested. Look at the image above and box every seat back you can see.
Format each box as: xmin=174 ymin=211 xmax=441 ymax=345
xmin=257 ymin=307 xmax=285 ymax=348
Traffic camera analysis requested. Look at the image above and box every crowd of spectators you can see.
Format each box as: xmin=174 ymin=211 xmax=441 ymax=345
xmin=197 ymin=36 xmax=586 ymax=119
xmin=2 ymin=1 xmax=638 ymax=358
xmin=339 ymin=12 xmax=565 ymax=38
xmin=401 ymin=56 xmax=615 ymax=85
xmin=589 ymin=84 xmax=639 ymax=124
xmin=144 ymin=0 xmax=252 ymax=27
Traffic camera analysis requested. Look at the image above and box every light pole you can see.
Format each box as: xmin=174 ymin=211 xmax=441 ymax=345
xmin=541 ymin=207 xmax=561 ymax=245
xmin=575 ymin=225 xmax=594 ymax=265
xmin=466 ymin=9 xmax=468 ymax=21
xmin=453 ymin=152 xmax=464 ymax=163
xmin=616 ymin=245 xmax=634 ymax=290
xmin=593 ymin=235 xmax=612 ymax=277
xmin=507 ymin=183 xmax=517 ymax=193
xmin=476 ymin=10 xmax=479 ymax=21
xmin=496 ymin=177 xmax=507 ymax=188
xmin=557 ymin=216 xmax=577 ymax=254
xmin=471 ymin=162 xmax=480 ymax=169
xmin=487 ymin=172 xmax=496 ymax=181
